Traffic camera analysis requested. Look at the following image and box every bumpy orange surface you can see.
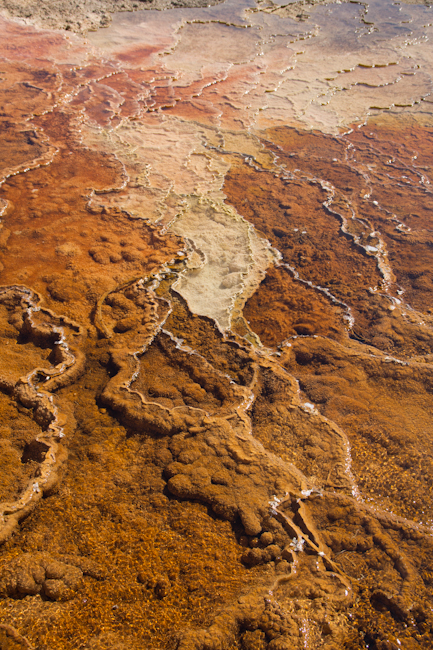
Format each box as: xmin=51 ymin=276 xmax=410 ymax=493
xmin=1 ymin=6 xmax=433 ymax=650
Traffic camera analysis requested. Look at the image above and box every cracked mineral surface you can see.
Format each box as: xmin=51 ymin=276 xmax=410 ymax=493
xmin=0 ymin=0 xmax=433 ymax=648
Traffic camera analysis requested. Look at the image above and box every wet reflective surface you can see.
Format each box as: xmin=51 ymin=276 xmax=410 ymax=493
xmin=1 ymin=0 xmax=433 ymax=648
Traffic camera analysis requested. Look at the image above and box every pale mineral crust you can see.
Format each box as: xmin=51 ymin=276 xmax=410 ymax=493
xmin=0 ymin=0 xmax=225 ymax=34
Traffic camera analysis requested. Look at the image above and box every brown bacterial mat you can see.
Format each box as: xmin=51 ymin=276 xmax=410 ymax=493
xmin=1 ymin=1 xmax=433 ymax=649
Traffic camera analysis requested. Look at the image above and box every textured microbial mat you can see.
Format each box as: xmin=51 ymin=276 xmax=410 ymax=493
xmin=0 ymin=0 xmax=433 ymax=648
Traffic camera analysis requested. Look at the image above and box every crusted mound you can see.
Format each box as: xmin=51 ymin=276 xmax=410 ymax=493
xmin=0 ymin=0 xmax=225 ymax=34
